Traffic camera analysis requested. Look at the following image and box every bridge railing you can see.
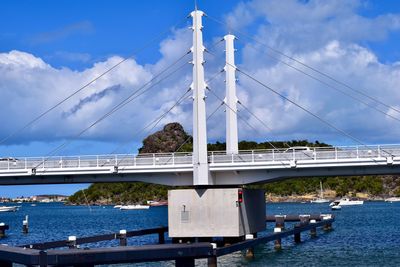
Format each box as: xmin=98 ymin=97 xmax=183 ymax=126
xmin=0 ymin=145 xmax=399 ymax=171
xmin=208 ymin=144 xmax=400 ymax=164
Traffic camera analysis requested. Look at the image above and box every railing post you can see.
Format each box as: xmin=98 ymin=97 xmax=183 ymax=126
xmin=7 ymin=159 xmax=9 ymax=170
xmin=292 ymin=149 xmax=295 ymax=161
xmin=378 ymin=145 xmax=381 ymax=158
xmin=231 ymin=153 xmax=234 ymax=163
xmin=335 ymin=147 xmax=338 ymax=160
xmin=78 ymin=157 xmax=81 ymax=168
xmin=60 ymin=156 xmax=63 ymax=168
xmin=42 ymin=157 xmax=45 ymax=170
xmin=356 ymin=147 xmax=359 ymax=159
xmin=211 ymin=152 xmax=214 ymax=163
xmin=272 ymin=149 xmax=275 ymax=162
xmin=172 ymin=153 xmax=175 ymax=165
xmin=153 ymin=154 xmax=155 ymax=166
xmin=134 ymin=156 xmax=136 ymax=166
xmin=252 ymin=150 xmax=254 ymax=162
xmin=115 ymin=155 xmax=118 ymax=166
xmin=313 ymin=148 xmax=317 ymax=160
xmin=25 ymin=158 xmax=27 ymax=169
xmin=96 ymin=156 xmax=99 ymax=167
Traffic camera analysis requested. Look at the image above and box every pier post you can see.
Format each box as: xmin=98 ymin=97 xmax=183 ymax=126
xmin=294 ymin=225 xmax=301 ymax=243
xmin=0 ymin=260 xmax=12 ymax=267
xmin=310 ymin=219 xmax=317 ymax=237
xmin=245 ymin=234 xmax=256 ymax=259
xmin=158 ymin=228 xmax=165 ymax=244
xmin=322 ymin=215 xmax=333 ymax=231
xmin=67 ymin=236 xmax=77 ymax=249
xmin=274 ymin=227 xmax=282 ymax=250
xmin=118 ymin=229 xmax=127 ymax=246
xmin=23 ymin=215 xmax=29 ymax=234
xmin=275 ymin=215 xmax=285 ymax=229
xmin=299 ymin=215 xmax=310 ymax=225
xmin=176 ymin=258 xmax=195 ymax=267
xmin=0 ymin=223 xmax=9 ymax=238
xmin=38 ymin=250 xmax=48 ymax=267
xmin=208 ymin=256 xmax=217 ymax=267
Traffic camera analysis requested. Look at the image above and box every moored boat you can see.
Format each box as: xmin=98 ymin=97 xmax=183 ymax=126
xmin=385 ymin=197 xmax=400 ymax=203
xmin=119 ymin=205 xmax=150 ymax=210
xmin=0 ymin=206 xmax=19 ymax=212
xmin=331 ymin=205 xmax=342 ymax=210
xmin=147 ymin=200 xmax=168 ymax=207
xmin=329 ymin=198 xmax=364 ymax=206
xmin=310 ymin=181 xmax=329 ymax=203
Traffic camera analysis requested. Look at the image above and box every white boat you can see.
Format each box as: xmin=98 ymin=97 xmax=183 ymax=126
xmin=113 ymin=205 xmax=122 ymax=209
xmin=119 ymin=205 xmax=150 ymax=210
xmin=0 ymin=206 xmax=18 ymax=212
xmin=385 ymin=197 xmax=400 ymax=203
xmin=310 ymin=181 xmax=330 ymax=203
xmin=329 ymin=198 xmax=364 ymax=206
xmin=331 ymin=205 xmax=342 ymax=210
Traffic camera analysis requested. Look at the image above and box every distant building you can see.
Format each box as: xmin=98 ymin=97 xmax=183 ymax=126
xmin=34 ymin=195 xmax=68 ymax=202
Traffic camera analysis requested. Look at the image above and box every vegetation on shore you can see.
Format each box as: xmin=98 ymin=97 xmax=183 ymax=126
xmin=68 ymin=123 xmax=400 ymax=205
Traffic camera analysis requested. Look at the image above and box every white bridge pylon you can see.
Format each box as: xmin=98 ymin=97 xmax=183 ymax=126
xmin=190 ymin=11 xmax=240 ymax=185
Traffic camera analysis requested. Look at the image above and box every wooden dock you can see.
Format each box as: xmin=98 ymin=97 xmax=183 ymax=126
xmin=0 ymin=214 xmax=334 ymax=267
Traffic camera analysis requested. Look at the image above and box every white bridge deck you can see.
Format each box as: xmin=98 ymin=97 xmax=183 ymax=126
xmin=1 ymin=144 xmax=400 ymax=185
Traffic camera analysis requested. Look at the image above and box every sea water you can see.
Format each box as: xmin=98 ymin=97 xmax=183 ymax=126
xmin=1 ymin=202 xmax=399 ymax=266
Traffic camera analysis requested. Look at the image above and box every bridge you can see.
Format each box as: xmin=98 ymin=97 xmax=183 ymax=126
xmin=0 ymin=144 xmax=399 ymax=185
xmin=1 ymin=9 xmax=399 ymax=187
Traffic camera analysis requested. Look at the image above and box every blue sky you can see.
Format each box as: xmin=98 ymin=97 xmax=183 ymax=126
xmin=1 ymin=0 xmax=400 ymax=197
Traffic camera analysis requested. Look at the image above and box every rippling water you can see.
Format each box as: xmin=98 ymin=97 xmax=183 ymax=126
xmin=1 ymin=201 xmax=399 ymax=266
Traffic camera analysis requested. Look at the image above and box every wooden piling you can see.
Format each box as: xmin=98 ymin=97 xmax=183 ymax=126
xmin=67 ymin=236 xmax=77 ymax=249
xmin=245 ymin=234 xmax=256 ymax=259
xmin=275 ymin=215 xmax=285 ymax=229
xmin=118 ymin=230 xmax=127 ymax=246
xmin=294 ymin=225 xmax=301 ymax=243
xmin=274 ymin=227 xmax=282 ymax=250
xmin=299 ymin=215 xmax=310 ymax=225
xmin=0 ymin=260 xmax=12 ymax=267
xmin=0 ymin=223 xmax=9 ymax=238
xmin=23 ymin=215 xmax=29 ymax=234
xmin=208 ymin=256 xmax=217 ymax=267
xmin=158 ymin=229 xmax=165 ymax=244
xmin=310 ymin=219 xmax=317 ymax=237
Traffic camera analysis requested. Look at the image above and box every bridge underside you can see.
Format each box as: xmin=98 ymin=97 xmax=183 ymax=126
xmin=1 ymin=164 xmax=400 ymax=186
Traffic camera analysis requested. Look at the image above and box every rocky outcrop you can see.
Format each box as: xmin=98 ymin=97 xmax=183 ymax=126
xmin=139 ymin=122 xmax=191 ymax=154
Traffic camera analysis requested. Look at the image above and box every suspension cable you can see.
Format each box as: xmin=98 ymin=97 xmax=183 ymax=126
xmin=235 ymin=38 xmax=400 ymax=124
xmin=116 ymin=89 xmax=192 ymax=168
xmin=112 ymin=69 xmax=226 ymax=156
xmin=0 ymin=16 xmax=189 ymax=146
xmin=34 ymin=52 xmax=191 ymax=169
xmin=205 ymin=14 xmax=400 ymax=116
